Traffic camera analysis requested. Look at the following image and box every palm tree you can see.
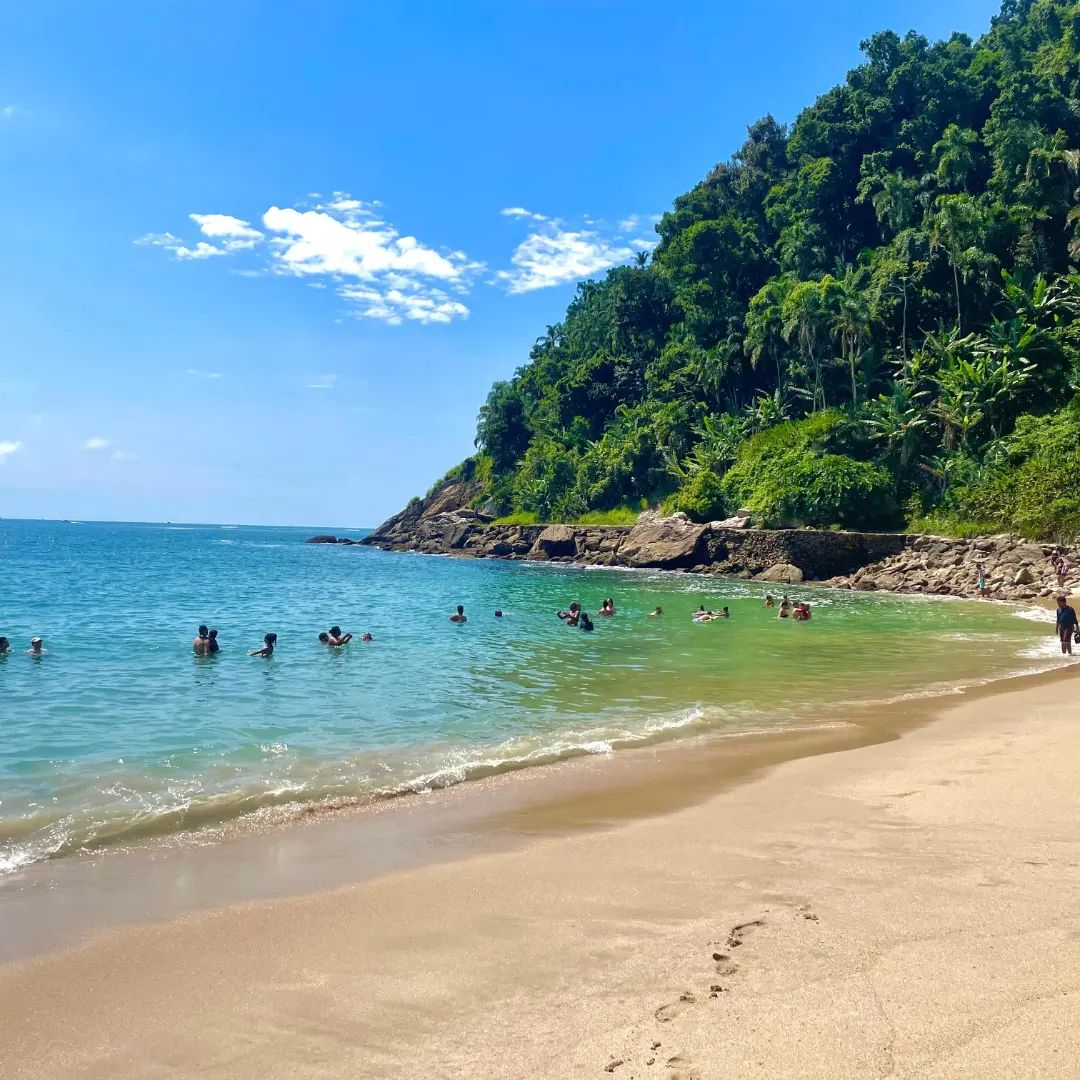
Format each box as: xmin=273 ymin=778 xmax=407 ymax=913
xmin=932 ymin=124 xmax=980 ymax=191
xmin=831 ymin=270 xmax=870 ymax=406
xmin=930 ymin=195 xmax=981 ymax=328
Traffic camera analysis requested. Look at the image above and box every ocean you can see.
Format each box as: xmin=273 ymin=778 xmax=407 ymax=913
xmin=0 ymin=518 xmax=1065 ymax=876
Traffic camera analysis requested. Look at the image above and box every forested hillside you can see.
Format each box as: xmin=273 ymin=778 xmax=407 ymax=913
xmin=454 ymin=0 xmax=1080 ymax=539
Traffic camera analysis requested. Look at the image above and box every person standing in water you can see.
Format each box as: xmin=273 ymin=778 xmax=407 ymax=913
xmin=328 ymin=625 xmax=353 ymax=645
xmin=207 ymin=629 xmax=220 ymax=655
xmin=579 ymin=612 xmax=595 ymax=632
xmin=1055 ymin=595 xmax=1078 ymax=656
xmin=558 ymin=603 xmax=581 ymax=627
xmin=193 ymin=625 xmax=209 ymax=656
xmin=28 ymin=637 xmax=46 ymax=655
xmin=648 ymin=607 xmax=663 ymax=617
xmin=598 ymin=598 xmax=616 ymax=617
xmin=449 ymin=605 xmax=467 ymax=624
xmin=250 ymin=632 xmax=277 ymax=657
xmin=778 ymin=599 xmax=791 ymax=619
xmin=0 ymin=636 xmax=11 ymax=655
xmin=764 ymin=594 xmax=776 ymax=608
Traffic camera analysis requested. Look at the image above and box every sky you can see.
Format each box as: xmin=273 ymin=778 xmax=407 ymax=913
xmin=0 ymin=0 xmax=1002 ymax=527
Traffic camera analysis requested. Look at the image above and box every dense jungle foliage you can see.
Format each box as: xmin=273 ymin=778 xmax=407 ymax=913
xmin=456 ymin=0 xmax=1080 ymax=539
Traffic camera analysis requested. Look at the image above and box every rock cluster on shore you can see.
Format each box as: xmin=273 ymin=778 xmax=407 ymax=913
xmin=308 ymin=481 xmax=1079 ymax=604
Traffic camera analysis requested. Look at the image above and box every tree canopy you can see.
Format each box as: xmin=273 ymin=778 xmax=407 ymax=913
xmin=460 ymin=0 xmax=1080 ymax=539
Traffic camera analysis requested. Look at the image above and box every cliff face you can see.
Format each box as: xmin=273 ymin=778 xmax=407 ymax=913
xmin=363 ymin=477 xmax=488 ymax=548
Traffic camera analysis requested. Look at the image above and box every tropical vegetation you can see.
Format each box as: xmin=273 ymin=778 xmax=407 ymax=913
xmin=450 ymin=1 xmax=1080 ymax=539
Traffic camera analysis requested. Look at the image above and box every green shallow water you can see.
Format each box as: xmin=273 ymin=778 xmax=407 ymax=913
xmin=0 ymin=519 xmax=1067 ymax=874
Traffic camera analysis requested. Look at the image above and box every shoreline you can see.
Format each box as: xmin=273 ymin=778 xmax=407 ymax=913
xmin=2 ymin=586 xmax=1076 ymax=967
xmin=1 ymin=631 xmax=1076 ymax=953
xmin=2 ymin=652 xmax=1079 ymax=1076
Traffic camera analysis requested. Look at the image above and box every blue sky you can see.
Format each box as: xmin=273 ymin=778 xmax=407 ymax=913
xmin=0 ymin=0 xmax=1000 ymax=527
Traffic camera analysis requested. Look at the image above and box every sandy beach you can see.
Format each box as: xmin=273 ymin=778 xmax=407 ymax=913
xmin=3 ymin=663 xmax=1080 ymax=1078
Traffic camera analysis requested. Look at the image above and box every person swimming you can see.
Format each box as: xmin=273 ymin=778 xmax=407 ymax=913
xmin=328 ymin=625 xmax=353 ymax=645
xmin=579 ymin=612 xmax=595 ymax=632
xmin=250 ymin=632 xmax=277 ymax=657
xmin=494 ymin=609 xmax=504 ymax=618
xmin=449 ymin=605 xmax=467 ymax=624
xmin=207 ymin=628 xmax=220 ymax=655
xmin=719 ymin=606 xmax=730 ymax=618
xmin=28 ymin=637 xmax=46 ymax=655
xmin=778 ymin=600 xmax=791 ymax=619
xmin=598 ymin=598 xmax=616 ymax=617
xmin=764 ymin=594 xmax=776 ymax=608
xmin=0 ymin=636 xmax=11 ymax=655
xmin=193 ymin=624 xmax=209 ymax=656
xmin=649 ymin=606 xmax=663 ymax=616
xmin=361 ymin=632 xmax=374 ymax=642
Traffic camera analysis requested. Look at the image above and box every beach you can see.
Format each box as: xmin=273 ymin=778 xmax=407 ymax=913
xmin=3 ymin=662 xmax=1079 ymax=1078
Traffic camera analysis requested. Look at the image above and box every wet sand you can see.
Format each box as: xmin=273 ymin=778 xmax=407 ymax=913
xmin=3 ymin=655 xmax=1080 ymax=1076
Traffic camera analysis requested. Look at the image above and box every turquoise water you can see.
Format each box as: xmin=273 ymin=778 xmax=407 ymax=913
xmin=0 ymin=519 xmax=1064 ymax=875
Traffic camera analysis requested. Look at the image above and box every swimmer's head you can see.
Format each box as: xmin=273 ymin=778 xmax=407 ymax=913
xmin=265 ymin=633 xmax=277 ymax=645
xmin=198 ymin=625 xmax=208 ymax=637
xmin=494 ymin=610 xmax=503 ymax=617
xmin=318 ymin=632 xmax=330 ymax=643
xmin=330 ymin=625 xmax=342 ymax=637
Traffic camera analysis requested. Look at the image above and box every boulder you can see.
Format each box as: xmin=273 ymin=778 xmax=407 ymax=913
xmin=712 ymin=514 xmax=752 ymax=529
xmin=1012 ymin=566 xmax=1036 ymax=586
xmin=305 ymin=535 xmax=340 ymax=544
xmin=618 ymin=517 xmax=705 ymax=569
xmin=755 ymin=561 xmax=805 ymax=585
xmin=529 ymin=524 xmax=578 ymax=559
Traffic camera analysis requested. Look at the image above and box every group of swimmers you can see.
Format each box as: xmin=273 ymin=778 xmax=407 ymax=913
xmin=0 ymin=636 xmax=46 ymax=656
xmin=191 ymin=624 xmax=375 ymax=658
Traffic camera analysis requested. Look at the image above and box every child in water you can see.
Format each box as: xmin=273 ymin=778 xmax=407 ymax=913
xmin=579 ymin=612 xmax=595 ymax=632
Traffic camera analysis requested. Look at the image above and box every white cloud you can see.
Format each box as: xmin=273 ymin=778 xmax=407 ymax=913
xmin=0 ymin=439 xmax=22 ymax=463
xmin=496 ymin=209 xmax=658 ymax=294
xmin=139 ymin=193 xmax=480 ymax=325
xmin=136 ymin=232 xmax=230 ymax=260
xmin=189 ymin=213 xmax=262 ymax=240
xmin=83 ymin=436 xmax=110 ymax=450
xmin=1 ymin=105 xmax=16 ymax=120
xmin=500 ymin=207 xmax=549 ymax=222
xmin=185 ymin=368 xmax=223 ymax=379
xmin=306 ymin=374 xmax=339 ymax=390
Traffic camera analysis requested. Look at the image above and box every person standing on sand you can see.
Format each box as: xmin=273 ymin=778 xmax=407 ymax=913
xmin=193 ymin=625 xmax=209 ymax=656
xmin=1055 ymin=595 xmax=1078 ymax=656
xmin=449 ymin=605 xmax=467 ymax=624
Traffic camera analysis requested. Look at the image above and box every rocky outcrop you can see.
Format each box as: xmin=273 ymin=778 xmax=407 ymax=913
xmin=354 ymin=493 xmax=1080 ymax=603
xmin=755 ymin=562 xmax=804 ymax=585
xmin=362 ymin=477 xmax=489 ymax=549
xmin=617 ymin=514 xmax=705 ymax=569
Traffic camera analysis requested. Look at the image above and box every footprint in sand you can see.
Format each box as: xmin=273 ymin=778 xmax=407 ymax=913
xmin=726 ymin=918 xmax=765 ymax=950
xmin=654 ymin=993 xmax=695 ymax=1023
xmin=711 ymin=951 xmax=739 ymax=976
xmin=666 ymin=1053 xmax=701 ymax=1079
